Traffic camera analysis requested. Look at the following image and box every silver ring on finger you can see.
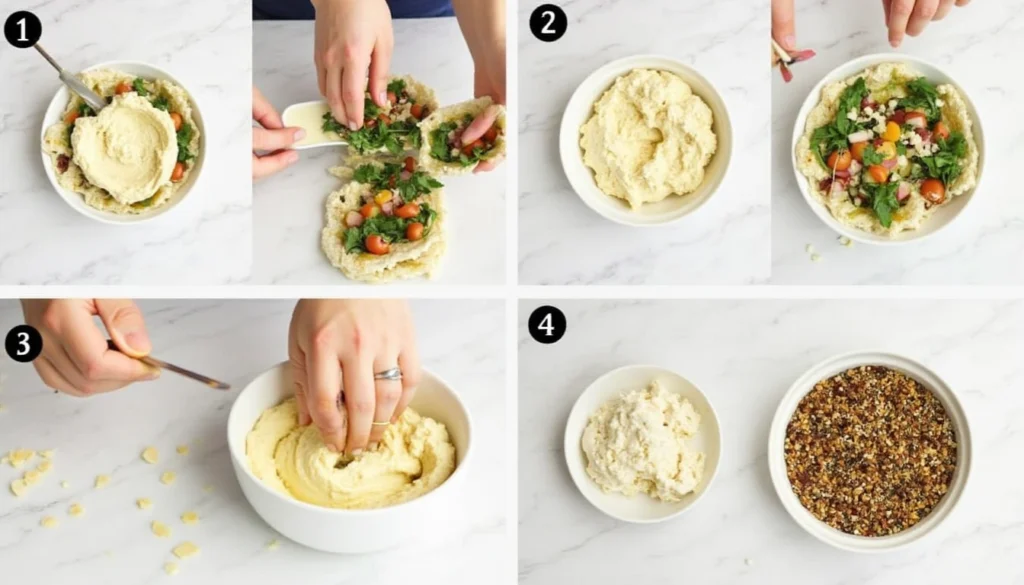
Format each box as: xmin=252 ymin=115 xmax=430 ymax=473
xmin=373 ymin=367 xmax=402 ymax=381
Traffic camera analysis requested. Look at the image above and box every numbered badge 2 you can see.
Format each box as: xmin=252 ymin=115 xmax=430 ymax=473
xmin=529 ymin=4 xmax=568 ymax=43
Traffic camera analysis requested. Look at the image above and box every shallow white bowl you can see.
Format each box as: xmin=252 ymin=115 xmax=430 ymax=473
xmin=39 ymin=61 xmax=207 ymax=225
xmin=227 ymin=362 xmax=473 ymax=554
xmin=768 ymin=351 xmax=972 ymax=552
xmin=563 ymin=364 xmax=722 ymax=523
xmin=790 ymin=53 xmax=986 ymax=245
xmin=559 ymin=54 xmax=733 ymax=227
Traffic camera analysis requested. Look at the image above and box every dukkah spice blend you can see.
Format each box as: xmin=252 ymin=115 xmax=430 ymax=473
xmin=784 ymin=365 xmax=957 ymax=536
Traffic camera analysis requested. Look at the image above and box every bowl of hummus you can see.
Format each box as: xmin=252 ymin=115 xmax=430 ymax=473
xmin=563 ymin=364 xmax=722 ymax=523
xmin=768 ymin=351 xmax=972 ymax=552
xmin=560 ymin=55 xmax=732 ymax=227
xmin=40 ymin=61 xmax=206 ymax=224
xmin=227 ymin=361 xmax=472 ymax=553
xmin=792 ymin=54 xmax=985 ymax=244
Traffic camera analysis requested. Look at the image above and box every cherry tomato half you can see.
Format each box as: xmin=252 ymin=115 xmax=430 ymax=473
xmin=920 ymin=178 xmax=946 ymax=204
xmin=827 ymin=149 xmax=852 ymax=172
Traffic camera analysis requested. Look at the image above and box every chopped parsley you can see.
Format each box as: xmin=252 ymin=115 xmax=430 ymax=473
xmin=428 ymin=114 xmax=497 ymax=167
xmin=176 ymin=122 xmax=195 ymax=163
xmin=916 ymin=131 xmax=967 ymax=186
xmin=343 ymin=203 xmax=438 ymax=253
xmin=352 ymin=163 xmax=443 ymax=203
xmin=151 ymin=95 xmax=170 ymax=111
xmin=132 ymin=77 xmax=149 ymax=97
xmin=861 ymin=181 xmax=901 ymax=228
xmin=861 ymin=144 xmax=884 ymax=166
xmin=320 ymin=93 xmax=422 ymax=154
xmin=387 ymin=78 xmax=406 ymax=96
xmin=898 ymin=77 xmax=941 ymax=124
xmin=809 ymin=78 xmax=868 ymax=169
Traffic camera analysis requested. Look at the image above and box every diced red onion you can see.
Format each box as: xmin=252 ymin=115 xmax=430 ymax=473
xmin=897 ymin=182 xmax=911 ymax=201
xmin=833 ymin=170 xmax=851 ymax=179
xmin=391 ymin=194 xmax=403 ymax=206
xmin=381 ymin=202 xmax=394 ymax=216
xmin=345 ymin=211 xmax=364 ymax=227
xmin=882 ymin=158 xmax=897 ymax=170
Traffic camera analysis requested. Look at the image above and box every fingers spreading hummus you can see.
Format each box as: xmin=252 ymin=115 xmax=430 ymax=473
xmin=42 ymin=69 xmax=200 ymax=214
xmin=580 ymin=69 xmax=717 ymax=210
xmin=245 ymin=398 xmax=456 ymax=510
xmin=796 ymin=63 xmax=979 ymax=236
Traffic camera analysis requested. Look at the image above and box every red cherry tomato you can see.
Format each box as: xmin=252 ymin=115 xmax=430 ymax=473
xmin=404 ymin=156 xmax=416 ymax=173
xmin=827 ymin=149 xmax=852 ymax=172
xmin=395 ymin=203 xmax=420 ymax=219
xmin=920 ymin=179 xmax=946 ymax=204
xmin=365 ymin=235 xmax=390 ymax=255
xmin=406 ymin=222 xmax=424 ymax=241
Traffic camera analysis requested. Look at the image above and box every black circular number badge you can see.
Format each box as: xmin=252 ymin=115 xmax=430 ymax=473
xmin=529 ymin=4 xmax=568 ymax=43
xmin=528 ymin=306 xmax=567 ymax=344
xmin=5 ymin=325 xmax=43 ymax=363
xmin=4 ymin=11 xmax=42 ymax=48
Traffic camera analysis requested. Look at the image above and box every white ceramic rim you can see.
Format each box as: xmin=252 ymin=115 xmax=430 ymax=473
xmin=768 ymin=350 xmax=973 ymax=552
xmin=225 ymin=363 xmax=474 ymax=517
xmin=563 ymin=363 xmax=723 ymax=524
xmin=559 ymin=54 xmax=733 ymax=227
xmin=39 ymin=60 xmax=207 ymax=225
xmin=789 ymin=53 xmax=986 ymax=246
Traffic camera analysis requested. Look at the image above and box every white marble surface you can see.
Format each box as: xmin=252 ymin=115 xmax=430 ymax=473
xmin=517 ymin=0 xmax=771 ymax=285
xmin=0 ymin=299 xmax=508 ymax=585
xmin=0 ymin=0 xmax=252 ymax=285
xmin=772 ymin=1 xmax=1024 ymax=284
xmin=252 ymin=19 xmax=506 ymax=285
xmin=519 ymin=299 xmax=1024 ymax=584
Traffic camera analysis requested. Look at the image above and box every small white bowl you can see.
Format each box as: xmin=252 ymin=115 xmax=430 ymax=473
xmin=563 ymin=364 xmax=722 ymax=523
xmin=559 ymin=55 xmax=733 ymax=227
xmin=768 ymin=351 xmax=972 ymax=552
xmin=227 ymin=362 xmax=473 ymax=554
xmin=790 ymin=53 xmax=986 ymax=245
xmin=40 ymin=61 xmax=207 ymax=225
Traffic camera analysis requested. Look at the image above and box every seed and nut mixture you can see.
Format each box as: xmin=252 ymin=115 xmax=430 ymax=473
xmin=784 ymin=365 xmax=957 ymax=537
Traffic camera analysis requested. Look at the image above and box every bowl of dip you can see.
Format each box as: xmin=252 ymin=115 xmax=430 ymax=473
xmin=227 ymin=361 xmax=473 ymax=554
xmin=40 ymin=61 xmax=206 ymax=225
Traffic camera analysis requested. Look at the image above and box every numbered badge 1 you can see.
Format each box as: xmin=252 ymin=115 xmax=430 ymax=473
xmin=4 ymin=11 xmax=43 ymax=48
xmin=528 ymin=306 xmax=567 ymax=344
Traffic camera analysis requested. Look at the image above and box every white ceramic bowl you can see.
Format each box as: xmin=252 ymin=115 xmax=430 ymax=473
xmin=564 ymin=364 xmax=722 ymax=523
xmin=227 ymin=362 xmax=473 ymax=554
xmin=768 ymin=351 xmax=972 ymax=552
xmin=790 ymin=53 xmax=986 ymax=245
xmin=559 ymin=54 xmax=733 ymax=227
xmin=40 ymin=61 xmax=207 ymax=225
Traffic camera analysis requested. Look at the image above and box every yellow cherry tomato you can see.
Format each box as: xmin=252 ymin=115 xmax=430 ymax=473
xmin=877 ymin=141 xmax=897 ymax=160
xmin=374 ymin=190 xmax=393 ymax=205
xmin=881 ymin=121 xmax=901 ymax=142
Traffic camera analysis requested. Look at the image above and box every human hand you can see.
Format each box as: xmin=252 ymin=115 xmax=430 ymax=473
xmin=253 ymin=87 xmax=303 ymax=180
xmin=288 ymin=299 xmax=421 ymax=454
xmin=882 ymin=0 xmax=972 ymax=48
xmin=452 ymin=0 xmax=506 ymax=172
xmin=20 ymin=299 xmax=159 ymax=397
xmin=460 ymin=103 xmax=504 ymax=173
xmin=313 ymin=0 xmax=394 ymax=131
xmin=772 ymin=0 xmax=797 ymax=59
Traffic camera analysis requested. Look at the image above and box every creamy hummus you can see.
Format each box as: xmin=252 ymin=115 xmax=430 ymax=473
xmin=580 ymin=69 xmax=717 ymax=209
xmin=42 ymin=69 xmax=200 ymax=214
xmin=795 ymin=63 xmax=979 ymax=236
xmin=72 ymin=93 xmax=177 ymax=204
xmin=581 ymin=380 xmax=705 ymax=502
xmin=246 ymin=398 xmax=456 ymax=509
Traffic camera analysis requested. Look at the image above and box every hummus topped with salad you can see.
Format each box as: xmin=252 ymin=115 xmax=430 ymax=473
xmin=321 ymin=157 xmax=446 ymax=283
xmin=321 ymin=75 xmax=438 ymax=155
xmin=42 ymin=69 xmax=200 ymax=214
xmin=796 ymin=63 xmax=979 ymax=236
xmin=418 ymin=96 xmax=506 ymax=176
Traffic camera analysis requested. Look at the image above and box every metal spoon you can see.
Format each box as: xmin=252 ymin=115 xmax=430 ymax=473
xmin=106 ymin=340 xmax=231 ymax=390
xmin=34 ymin=43 xmax=106 ymax=113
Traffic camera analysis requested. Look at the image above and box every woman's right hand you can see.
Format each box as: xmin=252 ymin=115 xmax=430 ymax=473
xmin=20 ymin=299 xmax=159 ymax=397
xmin=312 ymin=0 xmax=394 ymax=130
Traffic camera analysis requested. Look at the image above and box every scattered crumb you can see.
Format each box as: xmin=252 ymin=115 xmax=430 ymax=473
xmin=36 ymin=460 xmax=52 ymax=474
xmin=176 ymin=445 xmax=189 ymax=456
xmin=23 ymin=469 xmax=42 ymax=485
xmin=160 ymin=471 xmax=176 ymax=485
xmin=8 ymin=449 xmax=35 ymax=468
xmin=811 ymin=253 xmax=822 ymax=262
xmin=151 ymin=520 xmax=172 ymax=538
xmin=105 ymin=550 xmax=113 ymax=557
xmin=181 ymin=511 xmax=199 ymax=525
xmin=10 ymin=479 xmax=27 ymax=497
xmin=266 ymin=539 xmax=280 ymax=551
xmin=40 ymin=450 xmax=55 ymax=459
xmin=745 ymin=558 xmax=754 ymax=567
xmin=95 ymin=475 xmax=111 ymax=489
xmin=0 ymin=403 xmax=5 ymax=412
xmin=804 ymin=243 xmax=815 ymax=254
xmin=838 ymin=236 xmax=853 ymax=247
xmin=137 ymin=497 xmax=153 ymax=510
xmin=163 ymin=562 xmax=179 ymax=576
xmin=0 ymin=455 xmax=7 ymax=465
xmin=202 ymin=485 xmax=214 ymax=493
xmin=172 ymin=541 xmax=199 ymax=559
xmin=141 ymin=447 xmax=159 ymax=464
xmin=68 ymin=503 xmax=84 ymax=517
xmin=61 ymin=481 xmax=70 ymax=489
xmin=40 ymin=516 xmax=59 ymax=528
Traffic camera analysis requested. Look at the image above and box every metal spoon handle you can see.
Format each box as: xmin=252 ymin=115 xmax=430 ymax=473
xmin=34 ymin=43 xmax=107 ymax=112
xmin=34 ymin=44 xmax=63 ymax=72
xmin=106 ymin=340 xmax=231 ymax=390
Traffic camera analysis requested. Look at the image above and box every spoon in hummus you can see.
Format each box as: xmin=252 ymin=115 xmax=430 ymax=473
xmin=34 ymin=44 xmax=107 ymax=113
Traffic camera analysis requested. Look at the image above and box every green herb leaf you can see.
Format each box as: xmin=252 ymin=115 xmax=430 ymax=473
xmin=861 ymin=181 xmax=900 ymax=228
xmin=898 ymin=77 xmax=941 ymax=124
xmin=343 ymin=203 xmax=437 ymax=253
xmin=176 ymin=122 xmax=195 ymax=163
xmin=915 ymin=131 xmax=967 ymax=186
xmin=132 ymin=78 xmax=149 ymax=97
xmin=151 ymin=95 xmax=170 ymax=111
xmin=861 ymin=145 xmax=884 ymax=166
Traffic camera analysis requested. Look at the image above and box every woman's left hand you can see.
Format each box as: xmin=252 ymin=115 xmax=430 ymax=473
xmin=453 ymin=0 xmax=506 ymax=173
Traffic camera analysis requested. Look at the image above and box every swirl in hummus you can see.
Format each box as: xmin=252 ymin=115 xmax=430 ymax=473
xmin=42 ymin=69 xmax=200 ymax=214
xmin=796 ymin=63 xmax=979 ymax=236
xmin=580 ymin=69 xmax=717 ymax=210
xmin=246 ymin=398 xmax=456 ymax=509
